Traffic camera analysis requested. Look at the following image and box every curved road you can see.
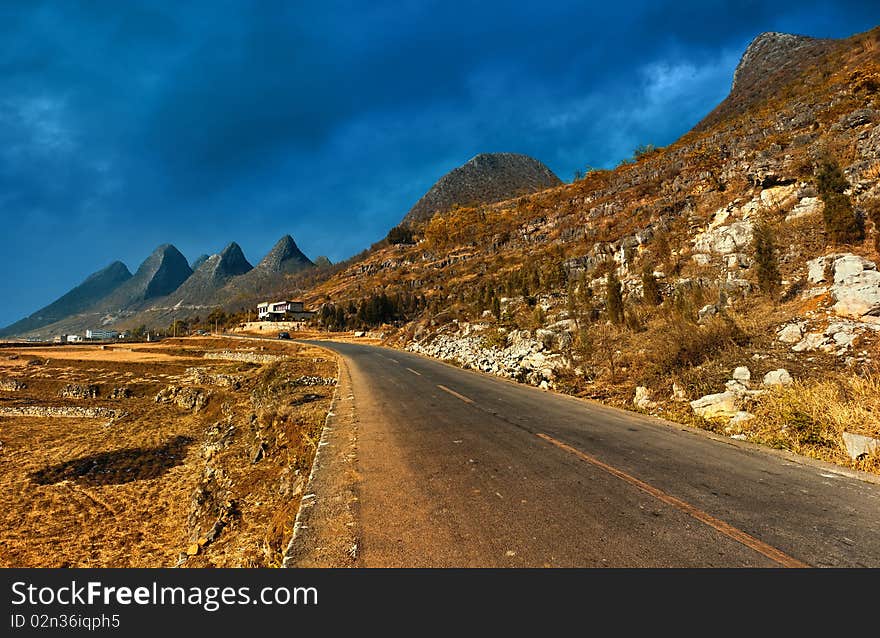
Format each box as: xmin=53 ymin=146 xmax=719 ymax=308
xmin=300 ymin=340 xmax=880 ymax=568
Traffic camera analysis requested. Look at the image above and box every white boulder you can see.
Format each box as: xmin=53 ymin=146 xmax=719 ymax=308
xmin=693 ymin=220 xmax=754 ymax=255
xmin=842 ymin=431 xmax=880 ymax=460
xmin=763 ymin=369 xmax=793 ymax=386
xmin=777 ymin=323 xmax=805 ymax=344
xmin=785 ymin=197 xmax=822 ymax=222
xmin=633 ymin=386 xmax=656 ymax=410
xmin=690 ymin=391 xmax=739 ymax=420
xmin=792 ymin=332 xmax=828 ymax=352
xmin=760 ymin=184 xmax=798 ymax=209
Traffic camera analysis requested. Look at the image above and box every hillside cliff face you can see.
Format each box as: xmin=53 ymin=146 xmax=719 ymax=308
xmin=306 ymin=26 xmax=880 ymax=473
xmin=696 ymin=31 xmax=838 ymax=132
xmin=402 ymin=153 xmax=562 ymax=226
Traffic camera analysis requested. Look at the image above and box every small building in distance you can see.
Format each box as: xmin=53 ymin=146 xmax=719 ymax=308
xmin=85 ymin=329 xmax=120 ymax=340
xmin=66 ymin=334 xmax=83 ymax=343
xmin=256 ymin=300 xmax=315 ymax=322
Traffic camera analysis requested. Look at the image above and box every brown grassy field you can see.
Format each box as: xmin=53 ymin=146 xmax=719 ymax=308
xmin=0 ymin=337 xmax=336 ymax=567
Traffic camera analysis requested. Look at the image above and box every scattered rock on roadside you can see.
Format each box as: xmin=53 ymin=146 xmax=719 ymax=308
xmin=690 ymin=391 xmax=739 ymax=420
xmin=763 ymin=369 xmax=793 ymax=386
xmin=633 ymin=386 xmax=656 ymax=410
xmin=842 ymin=431 xmax=880 ymax=460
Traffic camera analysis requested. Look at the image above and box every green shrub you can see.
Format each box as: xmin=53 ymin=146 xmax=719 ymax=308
xmin=605 ymin=269 xmax=624 ymax=325
xmin=641 ymin=266 xmax=662 ymax=306
xmin=386 ymin=225 xmax=415 ymax=245
xmin=751 ymin=217 xmax=781 ymax=298
xmin=822 ymin=192 xmax=864 ymax=244
xmin=815 ymin=156 xmax=864 ymax=244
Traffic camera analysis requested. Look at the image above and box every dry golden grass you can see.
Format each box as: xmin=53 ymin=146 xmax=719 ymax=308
xmin=6 ymin=345 xmax=197 ymax=363
xmin=0 ymin=337 xmax=337 ymax=567
xmin=737 ymin=373 xmax=880 ymax=470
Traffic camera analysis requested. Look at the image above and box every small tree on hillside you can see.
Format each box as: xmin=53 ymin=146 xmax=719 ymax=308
xmin=386 ymin=224 xmax=415 ymax=245
xmin=751 ymin=217 xmax=781 ymax=299
xmin=491 ymin=294 xmax=501 ymax=321
xmin=865 ymin=198 xmax=880 ymax=254
xmin=641 ymin=265 xmax=662 ymax=306
xmin=815 ymin=156 xmax=864 ymax=244
xmin=605 ymin=269 xmax=624 ymax=325
xmin=815 ymin=155 xmax=849 ymax=194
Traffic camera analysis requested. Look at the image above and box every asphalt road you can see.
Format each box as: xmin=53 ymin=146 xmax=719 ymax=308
xmin=302 ymin=340 xmax=880 ymax=567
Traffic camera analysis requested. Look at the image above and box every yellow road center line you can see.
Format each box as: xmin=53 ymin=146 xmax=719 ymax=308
xmin=406 ymin=367 xmax=422 ymax=376
xmin=437 ymin=384 xmax=474 ymax=404
xmin=536 ymin=432 xmax=809 ymax=568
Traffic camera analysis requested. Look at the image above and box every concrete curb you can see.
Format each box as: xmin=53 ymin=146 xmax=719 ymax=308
xmin=219 ymin=333 xmax=362 ymax=566
xmin=282 ymin=345 xmax=360 ymax=567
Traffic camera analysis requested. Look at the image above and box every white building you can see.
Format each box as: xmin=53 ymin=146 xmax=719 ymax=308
xmin=85 ymin=329 xmax=120 ymax=340
xmin=256 ymin=300 xmax=314 ymax=321
xmin=67 ymin=334 xmax=83 ymax=343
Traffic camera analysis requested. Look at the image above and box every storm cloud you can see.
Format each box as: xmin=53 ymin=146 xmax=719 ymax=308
xmin=1 ymin=1 xmax=879 ymax=326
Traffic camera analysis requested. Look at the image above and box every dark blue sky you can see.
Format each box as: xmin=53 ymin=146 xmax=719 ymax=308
xmin=2 ymin=1 xmax=879 ymax=327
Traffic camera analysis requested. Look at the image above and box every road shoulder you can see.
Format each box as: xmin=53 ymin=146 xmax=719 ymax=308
xmin=282 ymin=348 xmax=361 ymax=567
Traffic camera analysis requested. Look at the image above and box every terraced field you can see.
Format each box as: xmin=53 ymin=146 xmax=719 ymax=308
xmin=0 ymin=337 xmax=336 ymax=567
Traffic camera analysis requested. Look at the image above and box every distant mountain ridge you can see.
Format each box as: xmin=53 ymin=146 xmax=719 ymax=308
xmin=0 ymin=261 xmax=132 ymax=337
xmin=160 ymin=242 xmax=254 ymax=307
xmin=402 ymin=153 xmax=562 ymax=225
xmin=1 ymin=234 xmax=315 ymax=338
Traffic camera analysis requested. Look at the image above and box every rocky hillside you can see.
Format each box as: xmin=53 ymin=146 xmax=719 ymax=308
xmin=306 ymin=27 xmax=880 ymax=474
xmin=74 ymin=243 xmax=194 ymax=316
xmin=190 ymin=254 xmax=210 ymax=271
xmin=0 ymin=261 xmax=132 ymax=337
xmin=402 ymin=153 xmax=563 ymax=225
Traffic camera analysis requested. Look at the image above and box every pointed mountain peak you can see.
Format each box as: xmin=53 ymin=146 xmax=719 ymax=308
xmin=136 ymin=244 xmax=193 ymax=300
xmin=87 ymin=260 xmax=132 ymax=282
xmin=0 ymin=260 xmax=133 ymax=336
xmin=217 ymin=242 xmax=253 ymax=276
xmin=257 ymin=235 xmax=314 ymax=274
